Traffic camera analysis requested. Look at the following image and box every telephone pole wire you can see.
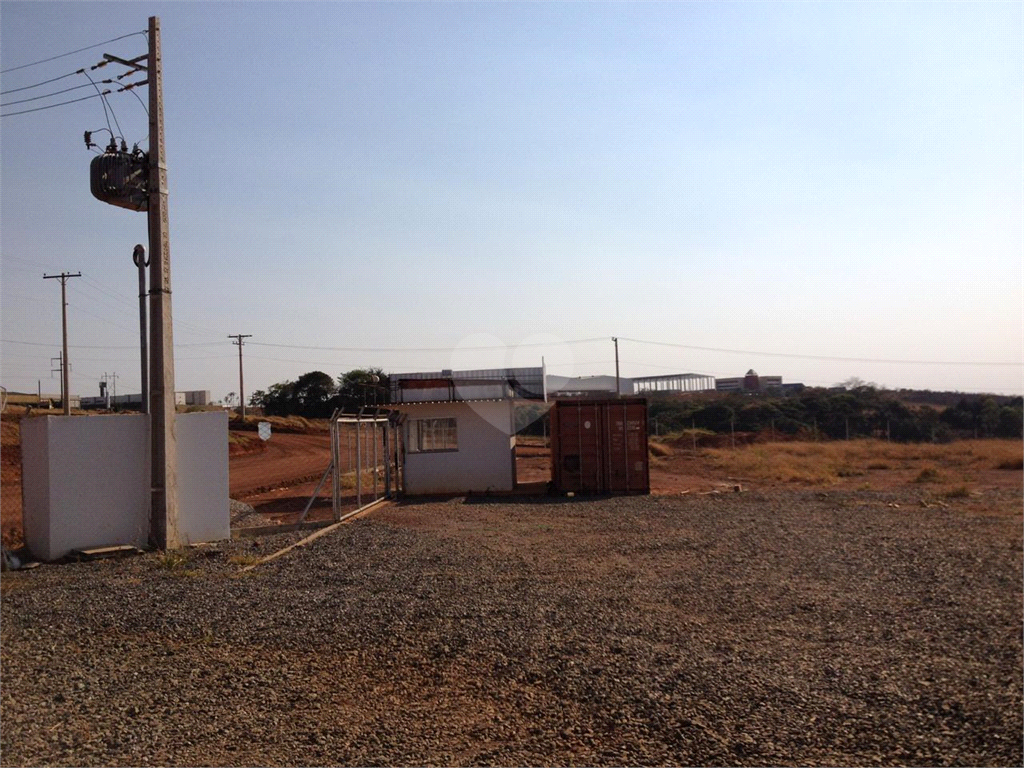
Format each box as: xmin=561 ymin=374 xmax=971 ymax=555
xmin=43 ymin=271 xmax=81 ymax=415
xmin=229 ymin=334 xmax=252 ymax=419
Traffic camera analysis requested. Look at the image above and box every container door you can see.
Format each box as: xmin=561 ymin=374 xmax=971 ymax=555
xmin=552 ymin=401 xmax=604 ymax=493
xmin=602 ymin=401 xmax=649 ymax=493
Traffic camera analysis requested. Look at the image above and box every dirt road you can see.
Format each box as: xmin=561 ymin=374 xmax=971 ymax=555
xmin=229 ymin=432 xmax=331 ymax=498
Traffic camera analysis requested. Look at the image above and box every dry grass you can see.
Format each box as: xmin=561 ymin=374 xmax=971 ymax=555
xmin=649 ymin=441 xmax=674 ymax=458
xmin=698 ymin=439 xmax=1024 ymax=487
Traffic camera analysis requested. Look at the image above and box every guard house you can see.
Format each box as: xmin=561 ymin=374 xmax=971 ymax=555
xmin=390 ymin=367 xmax=545 ymax=495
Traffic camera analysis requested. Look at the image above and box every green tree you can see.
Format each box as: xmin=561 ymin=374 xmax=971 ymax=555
xmin=291 ymin=371 xmax=337 ymax=418
xmin=336 ymin=368 xmax=390 ymax=412
xmin=250 ymin=381 xmax=294 ymax=416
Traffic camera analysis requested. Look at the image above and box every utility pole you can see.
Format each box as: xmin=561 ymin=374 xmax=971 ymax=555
xmin=110 ymin=16 xmax=178 ymax=547
xmin=93 ymin=16 xmax=177 ymax=547
xmin=43 ymin=271 xmax=81 ymax=415
xmin=50 ymin=355 xmax=64 ymax=406
xmin=146 ymin=16 xmax=178 ymax=550
xmin=133 ymin=244 xmax=149 ymax=413
xmin=229 ymin=334 xmax=252 ymax=419
xmin=612 ymin=337 xmax=620 ymax=397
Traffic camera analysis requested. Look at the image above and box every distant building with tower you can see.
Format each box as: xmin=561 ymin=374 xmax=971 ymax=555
xmin=715 ymin=369 xmax=783 ymax=393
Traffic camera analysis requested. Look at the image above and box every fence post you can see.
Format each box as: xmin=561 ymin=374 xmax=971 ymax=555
xmin=355 ymin=412 xmax=362 ymax=509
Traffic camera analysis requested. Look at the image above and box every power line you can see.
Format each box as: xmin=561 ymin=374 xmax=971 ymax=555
xmin=1 ymin=30 xmax=145 ymax=74
xmin=2 ymin=338 xmax=228 ymax=350
xmin=246 ymin=337 xmax=608 ymax=353
xmin=81 ymin=68 xmax=117 ymax=137
xmin=66 ymin=302 xmax=140 ymax=334
xmin=0 ymin=89 xmax=110 ymax=117
xmin=617 ymin=337 xmax=1022 ymax=368
xmin=0 ymin=69 xmax=80 ymax=95
xmin=0 ymin=80 xmax=100 ymax=108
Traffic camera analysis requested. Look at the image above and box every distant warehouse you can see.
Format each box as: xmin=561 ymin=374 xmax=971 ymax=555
xmin=632 ymin=373 xmax=715 ymax=394
xmin=80 ymin=390 xmax=211 ymax=410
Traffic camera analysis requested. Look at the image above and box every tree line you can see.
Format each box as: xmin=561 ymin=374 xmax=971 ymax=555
xmin=250 ymin=370 xmax=1021 ymax=443
xmin=248 ymin=369 xmax=389 ymax=418
xmin=646 ymin=386 xmax=1023 ymax=442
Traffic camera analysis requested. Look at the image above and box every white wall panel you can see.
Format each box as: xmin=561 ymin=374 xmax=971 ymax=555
xmin=21 ymin=411 xmax=229 ymax=561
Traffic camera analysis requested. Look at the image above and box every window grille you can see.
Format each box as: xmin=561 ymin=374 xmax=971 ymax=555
xmin=408 ymin=417 xmax=458 ymax=453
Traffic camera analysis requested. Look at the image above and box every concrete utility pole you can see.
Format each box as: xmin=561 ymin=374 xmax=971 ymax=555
xmin=612 ymin=337 xmax=620 ymax=397
xmin=146 ymin=16 xmax=178 ymax=550
xmin=43 ymin=271 xmax=81 ymax=415
xmin=132 ymin=244 xmax=149 ymax=413
xmin=229 ymin=334 xmax=252 ymax=418
xmin=96 ymin=16 xmax=177 ymax=547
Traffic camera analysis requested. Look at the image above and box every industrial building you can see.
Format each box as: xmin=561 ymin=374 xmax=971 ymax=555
xmin=546 ymin=375 xmax=633 ymax=398
xmin=715 ymin=370 xmax=783 ymax=393
xmin=632 ymin=373 xmax=715 ymax=394
xmin=80 ymin=389 xmax=211 ymax=410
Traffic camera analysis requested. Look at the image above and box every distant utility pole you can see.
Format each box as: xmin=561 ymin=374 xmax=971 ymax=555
xmin=103 ymin=372 xmax=119 ymax=400
xmin=229 ymin=334 xmax=252 ymax=418
xmin=50 ymin=355 xmax=64 ymax=405
xmin=612 ymin=337 xmax=620 ymax=397
xmin=43 ymin=271 xmax=81 ymax=415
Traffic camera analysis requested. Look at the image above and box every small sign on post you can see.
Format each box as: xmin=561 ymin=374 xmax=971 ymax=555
xmin=257 ymin=421 xmax=272 ymax=442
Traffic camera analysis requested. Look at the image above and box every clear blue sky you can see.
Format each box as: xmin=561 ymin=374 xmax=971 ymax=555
xmin=2 ymin=1 xmax=1021 ymax=402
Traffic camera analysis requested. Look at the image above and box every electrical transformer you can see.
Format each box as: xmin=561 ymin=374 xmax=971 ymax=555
xmin=90 ymin=147 xmax=149 ymax=211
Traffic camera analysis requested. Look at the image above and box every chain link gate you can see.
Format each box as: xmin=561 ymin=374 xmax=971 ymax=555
xmin=298 ymin=410 xmax=402 ymax=523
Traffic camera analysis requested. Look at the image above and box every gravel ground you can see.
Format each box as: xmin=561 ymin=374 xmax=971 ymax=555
xmin=1 ymin=488 xmax=1020 ymax=767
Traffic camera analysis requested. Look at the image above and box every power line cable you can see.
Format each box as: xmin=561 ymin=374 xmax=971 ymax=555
xmin=0 ymin=78 xmax=116 ymax=108
xmin=246 ymin=337 xmax=608 ymax=353
xmin=0 ymin=89 xmax=110 ymax=117
xmin=0 ymin=31 xmax=145 ymax=74
xmin=81 ymin=68 xmax=118 ymax=138
xmin=76 ymin=274 xmax=223 ymax=339
xmin=2 ymin=338 xmax=228 ymax=350
xmin=617 ymin=336 xmax=1022 ymax=368
xmin=0 ymin=69 xmax=80 ymax=95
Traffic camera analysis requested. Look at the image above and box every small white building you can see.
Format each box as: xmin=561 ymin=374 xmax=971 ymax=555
xmin=390 ymin=368 xmax=545 ymax=495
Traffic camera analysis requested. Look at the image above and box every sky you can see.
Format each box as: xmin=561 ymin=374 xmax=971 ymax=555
xmin=2 ymin=0 xmax=1021 ymax=403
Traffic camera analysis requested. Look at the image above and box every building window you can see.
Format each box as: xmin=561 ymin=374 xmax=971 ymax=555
xmin=408 ymin=417 xmax=458 ymax=453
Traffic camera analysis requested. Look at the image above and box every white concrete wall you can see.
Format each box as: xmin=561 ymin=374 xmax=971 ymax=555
xmin=401 ymin=401 xmax=515 ymax=494
xmin=21 ymin=411 xmax=230 ymax=561
xmin=174 ymin=411 xmax=231 ymax=545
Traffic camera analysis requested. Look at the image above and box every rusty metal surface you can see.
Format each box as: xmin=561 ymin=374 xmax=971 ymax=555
xmin=550 ymin=398 xmax=649 ymax=494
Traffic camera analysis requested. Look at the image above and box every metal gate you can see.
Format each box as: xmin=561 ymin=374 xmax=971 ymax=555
xmin=549 ymin=398 xmax=650 ymax=494
xmin=299 ymin=410 xmax=402 ymax=523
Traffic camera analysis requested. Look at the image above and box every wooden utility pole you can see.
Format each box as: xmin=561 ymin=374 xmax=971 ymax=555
xmin=43 ymin=271 xmax=81 ymax=415
xmin=228 ymin=334 xmax=252 ymax=418
xmin=146 ymin=15 xmax=179 ymax=550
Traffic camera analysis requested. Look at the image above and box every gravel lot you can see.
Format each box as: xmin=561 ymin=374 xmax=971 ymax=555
xmin=2 ymin=488 xmax=1021 ymax=766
